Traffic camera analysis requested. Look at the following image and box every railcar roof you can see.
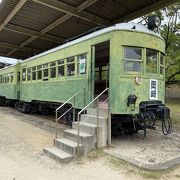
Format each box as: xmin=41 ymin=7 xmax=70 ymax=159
xmin=0 ymin=0 xmax=177 ymax=60
xmin=23 ymin=23 xmax=163 ymax=63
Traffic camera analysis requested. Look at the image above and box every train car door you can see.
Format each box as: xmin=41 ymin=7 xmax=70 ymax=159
xmin=20 ymin=66 xmax=26 ymax=100
xmin=91 ymin=41 xmax=110 ymax=106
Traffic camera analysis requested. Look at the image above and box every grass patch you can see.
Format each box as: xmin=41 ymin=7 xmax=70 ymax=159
xmin=108 ymin=156 xmax=130 ymax=169
xmin=176 ymin=174 xmax=180 ymax=178
xmin=105 ymin=153 xmax=173 ymax=179
xmin=86 ymin=148 xmax=105 ymax=160
xmin=141 ymin=171 xmax=163 ymax=179
xmin=166 ymin=98 xmax=180 ymax=128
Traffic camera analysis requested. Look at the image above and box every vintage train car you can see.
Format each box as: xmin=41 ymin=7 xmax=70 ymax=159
xmin=0 ymin=64 xmax=20 ymax=105
xmin=0 ymin=22 xmax=171 ymax=135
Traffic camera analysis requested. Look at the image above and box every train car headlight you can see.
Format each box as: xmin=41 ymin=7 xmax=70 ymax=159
xmin=135 ymin=76 xmax=143 ymax=85
xmin=148 ymin=16 xmax=161 ymax=30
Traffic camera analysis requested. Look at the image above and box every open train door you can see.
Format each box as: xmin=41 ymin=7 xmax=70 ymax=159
xmin=91 ymin=41 xmax=110 ymax=107
xmin=91 ymin=41 xmax=111 ymax=145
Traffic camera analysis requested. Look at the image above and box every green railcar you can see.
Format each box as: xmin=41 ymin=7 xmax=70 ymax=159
xmin=0 ymin=22 xmax=171 ymax=135
xmin=0 ymin=64 xmax=20 ymax=105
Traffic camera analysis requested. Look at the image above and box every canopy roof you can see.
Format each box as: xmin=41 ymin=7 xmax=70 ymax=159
xmin=0 ymin=0 xmax=178 ymax=60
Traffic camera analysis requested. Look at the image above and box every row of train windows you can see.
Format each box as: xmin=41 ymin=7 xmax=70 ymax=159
xmin=124 ymin=47 xmax=164 ymax=75
xmin=0 ymin=73 xmax=14 ymax=84
xmin=22 ymin=53 xmax=87 ymax=81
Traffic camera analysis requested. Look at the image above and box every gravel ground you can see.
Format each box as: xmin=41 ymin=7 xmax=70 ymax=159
xmin=0 ymin=107 xmax=142 ymax=180
xmin=0 ymin=106 xmax=180 ymax=180
xmin=108 ymin=129 xmax=180 ymax=165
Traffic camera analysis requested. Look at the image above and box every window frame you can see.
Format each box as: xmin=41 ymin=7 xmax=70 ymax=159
xmin=22 ymin=68 xmax=26 ymax=82
xmin=43 ymin=63 xmax=49 ymax=80
xmin=57 ymin=59 xmax=65 ymax=78
xmin=160 ymin=53 xmax=165 ymax=77
xmin=123 ymin=46 xmax=143 ymax=74
xmin=49 ymin=61 xmax=57 ymax=79
xmin=146 ymin=48 xmax=158 ymax=75
xmin=77 ymin=53 xmax=87 ymax=75
xmin=66 ymin=56 xmax=75 ymax=77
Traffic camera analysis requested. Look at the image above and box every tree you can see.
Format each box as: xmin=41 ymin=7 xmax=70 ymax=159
xmin=161 ymin=3 xmax=180 ymax=82
xmin=135 ymin=2 xmax=180 ymax=82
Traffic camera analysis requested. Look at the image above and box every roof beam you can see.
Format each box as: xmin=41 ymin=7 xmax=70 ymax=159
xmin=114 ymin=0 xmax=179 ymax=23
xmin=7 ymin=0 xmax=102 ymax=57
xmin=5 ymin=24 xmax=64 ymax=43
xmin=0 ymin=41 xmax=42 ymax=54
xmin=0 ymin=0 xmax=27 ymax=31
xmin=0 ymin=52 xmax=20 ymax=59
xmin=32 ymin=0 xmax=109 ymax=26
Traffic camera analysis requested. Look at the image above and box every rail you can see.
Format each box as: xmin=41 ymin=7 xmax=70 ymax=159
xmin=55 ymin=88 xmax=85 ymax=138
xmin=77 ymin=88 xmax=109 ymax=155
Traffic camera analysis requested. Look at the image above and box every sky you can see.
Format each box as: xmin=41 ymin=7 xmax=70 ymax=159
xmin=0 ymin=56 xmax=18 ymax=64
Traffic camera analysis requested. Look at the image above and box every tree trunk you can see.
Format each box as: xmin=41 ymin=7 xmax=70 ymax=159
xmin=167 ymin=70 xmax=180 ymax=82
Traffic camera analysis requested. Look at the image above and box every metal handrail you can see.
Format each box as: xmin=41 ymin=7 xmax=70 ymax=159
xmin=55 ymin=88 xmax=85 ymax=138
xmin=77 ymin=88 xmax=109 ymax=155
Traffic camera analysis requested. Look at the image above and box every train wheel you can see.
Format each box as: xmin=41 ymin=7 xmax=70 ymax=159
xmin=21 ymin=103 xmax=31 ymax=113
xmin=0 ymin=98 xmax=6 ymax=106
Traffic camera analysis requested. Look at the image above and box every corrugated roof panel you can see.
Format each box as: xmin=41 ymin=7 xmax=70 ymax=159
xmin=28 ymin=38 xmax=58 ymax=51
xmin=0 ymin=0 xmax=19 ymax=24
xmin=0 ymin=0 xmax=177 ymax=59
xmin=85 ymin=0 xmax=129 ymax=21
xmin=9 ymin=0 xmax=65 ymax=31
xmin=0 ymin=46 xmax=10 ymax=54
xmin=58 ymin=0 xmax=85 ymax=7
xmin=0 ymin=29 xmax=29 ymax=45
xmin=48 ymin=16 xmax=96 ymax=40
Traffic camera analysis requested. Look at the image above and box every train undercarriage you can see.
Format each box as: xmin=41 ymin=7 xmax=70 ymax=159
xmin=0 ymin=96 xmax=172 ymax=136
xmin=112 ymin=100 xmax=172 ymax=137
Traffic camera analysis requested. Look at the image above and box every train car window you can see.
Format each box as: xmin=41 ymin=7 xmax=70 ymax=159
xmin=32 ymin=67 xmax=37 ymax=81
xmin=95 ymin=67 xmax=100 ymax=80
xmin=10 ymin=73 xmax=14 ymax=83
xmin=67 ymin=57 xmax=75 ymax=76
xmin=5 ymin=75 xmax=9 ymax=83
xmin=124 ymin=47 xmax=142 ymax=73
xmin=0 ymin=75 xmax=2 ymax=83
xmin=58 ymin=66 xmax=64 ymax=77
xmin=37 ymin=65 xmax=42 ymax=80
xmin=101 ymin=66 xmax=109 ymax=80
xmin=4 ymin=75 xmax=6 ymax=83
xmin=43 ymin=64 xmax=49 ymax=79
xmin=67 ymin=57 xmax=74 ymax=63
xmin=125 ymin=47 xmax=142 ymax=59
xmin=2 ymin=75 xmax=5 ymax=83
xmin=50 ymin=62 xmax=56 ymax=78
xmin=22 ymin=68 xmax=26 ymax=81
xmin=27 ymin=69 xmax=31 ymax=81
xmin=146 ymin=49 xmax=158 ymax=74
xmin=58 ymin=59 xmax=64 ymax=65
xmin=160 ymin=53 xmax=164 ymax=75
xmin=77 ymin=53 xmax=87 ymax=75
xmin=57 ymin=59 xmax=65 ymax=78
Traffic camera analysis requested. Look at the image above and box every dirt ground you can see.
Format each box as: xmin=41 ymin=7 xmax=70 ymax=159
xmin=0 ymin=107 xmax=180 ymax=180
xmin=108 ymin=129 xmax=180 ymax=164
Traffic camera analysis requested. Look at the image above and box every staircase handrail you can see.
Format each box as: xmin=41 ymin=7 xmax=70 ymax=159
xmin=77 ymin=88 xmax=109 ymax=155
xmin=55 ymin=88 xmax=85 ymax=138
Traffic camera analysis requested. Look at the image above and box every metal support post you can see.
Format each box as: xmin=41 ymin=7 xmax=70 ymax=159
xmin=55 ymin=110 xmax=58 ymax=139
xmin=96 ymin=98 xmax=99 ymax=148
xmin=73 ymin=96 xmax=75 ymax=122
xmin=77 ymin=115 xmax=80 ymax=156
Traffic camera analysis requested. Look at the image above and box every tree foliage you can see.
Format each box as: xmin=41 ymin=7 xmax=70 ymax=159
xmin=136 ymin=2 xmax=180 ymax=82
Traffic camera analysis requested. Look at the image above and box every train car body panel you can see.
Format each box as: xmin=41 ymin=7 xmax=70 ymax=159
xmin=18 ymin=24 xmax=165 ymax=114
xmin=109 ymin=31 xmax=165 ymax=114
xmin=0 ymin=22 xmax=171 ymax=135
xmin=20 ymin=32 xmax=111 ymax=108
xmin=0 ymin=64 xmax=20 ymax=100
